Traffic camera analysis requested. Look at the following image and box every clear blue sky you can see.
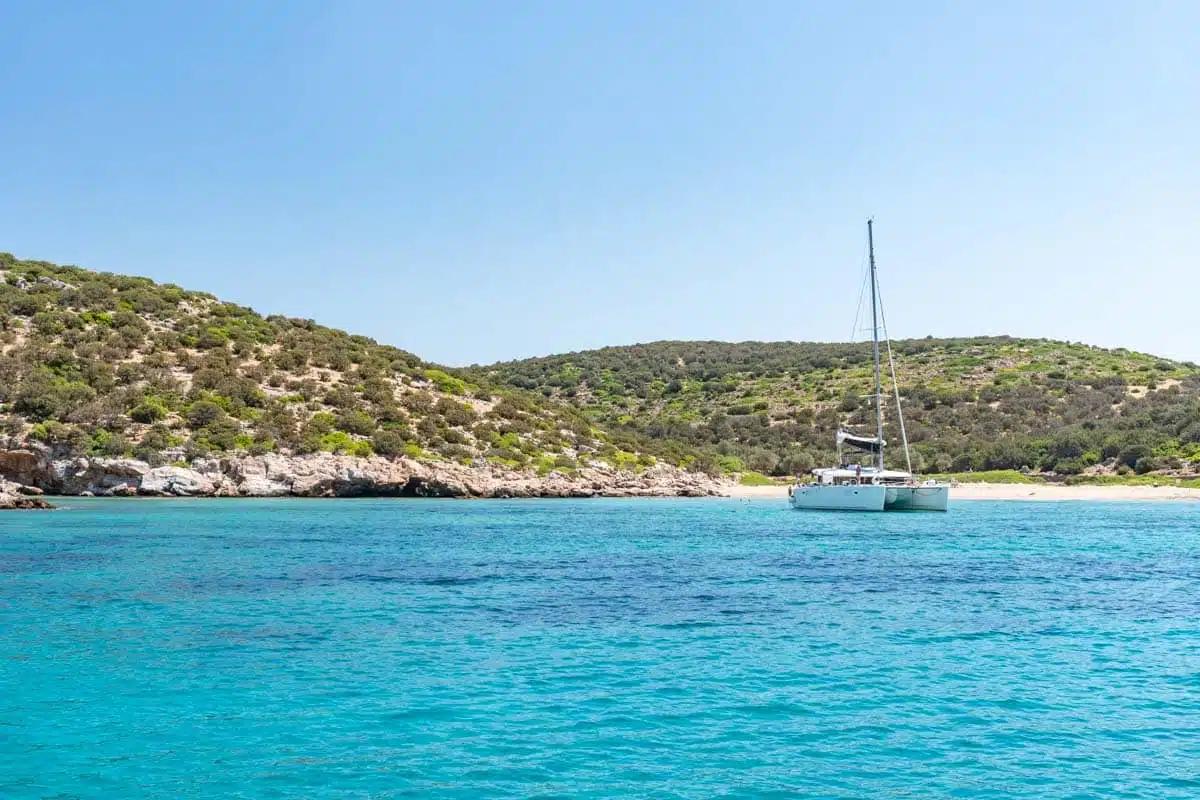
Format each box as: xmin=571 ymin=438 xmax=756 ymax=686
xmin=2 ymin=1 xmax=1197 ymax=365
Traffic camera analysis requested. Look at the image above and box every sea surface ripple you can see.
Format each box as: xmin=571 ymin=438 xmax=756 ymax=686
xmin=2 ymin=498 xmax=1198 ymax=798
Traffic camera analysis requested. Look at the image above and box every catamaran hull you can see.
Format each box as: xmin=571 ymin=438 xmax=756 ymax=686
xmin=884 ymin=485 xmax=950 ymax=512
xmin=790 ymin=484 xmax=887 ymax=511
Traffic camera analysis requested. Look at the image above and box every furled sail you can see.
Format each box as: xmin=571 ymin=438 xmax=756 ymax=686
xmin=837 ymin=429 xmax=885 ymax=454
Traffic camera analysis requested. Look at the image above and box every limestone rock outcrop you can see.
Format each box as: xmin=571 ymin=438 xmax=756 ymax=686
xmin=0 ymin=478 xmax=54 ymax=510
xmin=138 ymin=466 xmax=217 ymax=497
xmin=0 ymin=446 xmax=726 ymax=500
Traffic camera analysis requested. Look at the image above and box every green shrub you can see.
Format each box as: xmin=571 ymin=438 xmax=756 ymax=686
xmin=424 ymin=369 xmax=468 ymax=395
xmin=294 ymin=432 xmax=322 ymax=454
xmin=196 ymin=327 xmax=230 ymax=349
xmin=319 ymin=431 xmax=356 ymax=454
xmin=1134 ymin=456 xmax=1161 ymax=474
xmin=435 ymin=398 xmax=477 ymax=427
xmin=685 ymin=453 xmax=721 ymax=476
xmin=135 ymin=424 xmax=174 ymax=462
xmin=315 ymin=430 xmax=374 ymax=456
xmin=371 ymin=429 xmax=407 ymax=457
xmin=246 ymin=437 xmax=275 ymax=455
xmin=323 ymin=386 xmax=357 ymax=409
xmin=90 ymin=429 xmax=131 ymax=457
xmin=1053 ymin=458 xmax=1084 ymax=475
xmin=492 ymin=395 xmax=535 ymax=419
xmin=29 ymin=420 xmax=90 ymax=453
xmin=186 ymin=401 xmax=225 ymax=429
xmin=608 ymin=450 xmax=639 ymax=471
xmin=30 ymin=420 xmax=70 ymax=443
xmin=194 ymin=417 xmax=241 ymax=451
xmin=32 ymin=311 xmax=66 ymax=336
xmin=12 ymin=368 xmax=96 ymax=422
xmin=401 ymin=391 xmax=434 ymax=413
xmin=1117 ymin=444 xmax=1153 ymax=469
xmin=780 ymin=451 xmax=816 ymax=475
xmin=716 ymin=455 xmax=747 ymax=473
xmin=129 ymin=396 xmax=169 ymax=423
xmin=335 ymin=410 xmax=376 ymax=436
xmin=306 ymin=412 xmax=336 ymax=435
xmin=925 ymin=470 xmax=1040 ymax=484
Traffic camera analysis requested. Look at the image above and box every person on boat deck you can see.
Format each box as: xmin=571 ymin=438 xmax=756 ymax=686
xmin=855 ymin=464 xmax=862 ymax=481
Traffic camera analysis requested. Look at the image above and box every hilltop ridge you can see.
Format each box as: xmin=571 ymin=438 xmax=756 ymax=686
xmin=468 ymin=338 xmax=1200 ymax=479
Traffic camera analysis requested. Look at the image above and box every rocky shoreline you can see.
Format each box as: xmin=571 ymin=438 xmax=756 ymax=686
xmin=0 ymin=446 xmax=726 ymax=503
xmin=0 ymin=477 xmax=54 ymax=510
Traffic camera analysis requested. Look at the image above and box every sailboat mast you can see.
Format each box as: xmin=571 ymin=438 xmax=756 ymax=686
xmin=868 ymin=219 xmax=884 ymax=470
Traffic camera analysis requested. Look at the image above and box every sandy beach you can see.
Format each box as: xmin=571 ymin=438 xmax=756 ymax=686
xmin=728 ymin=482 xmax=1200 ymax=502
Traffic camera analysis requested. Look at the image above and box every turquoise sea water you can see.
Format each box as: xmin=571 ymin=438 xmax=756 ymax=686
xmin=2 ymin=498 xmax=1199 ymax=798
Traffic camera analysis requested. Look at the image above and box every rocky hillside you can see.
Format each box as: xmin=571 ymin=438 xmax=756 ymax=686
xmin=0 ymin=252 xmax=708 ymax=495
xmin=470 ymin=339 xmax=1200 ymax=478
xmin=4 ymin=249 xmax=1197 ymax=493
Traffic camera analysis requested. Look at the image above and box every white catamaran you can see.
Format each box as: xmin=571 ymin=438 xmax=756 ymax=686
xmin=789 ymin=220 xmax=950 ymax=512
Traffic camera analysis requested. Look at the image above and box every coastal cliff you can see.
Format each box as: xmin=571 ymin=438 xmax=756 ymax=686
xmin=0 ymin=446 xmax=723 ymax=499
